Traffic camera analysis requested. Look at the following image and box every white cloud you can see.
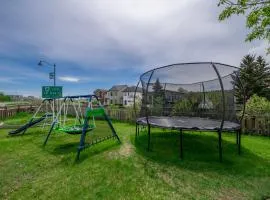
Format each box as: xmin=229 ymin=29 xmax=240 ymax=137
xmin=0 ymin=0 xmax=258 ymax=71
xmin=248 ymin=41 xmax=270 ymax=61
xmin=0 ymin=77 xmax=16 ymax=84
xmin=59 ymin=76 xmax=80 ymax=82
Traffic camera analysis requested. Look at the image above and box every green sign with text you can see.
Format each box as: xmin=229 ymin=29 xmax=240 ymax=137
xmin=42 ymin=86 xmax=63 ymax=98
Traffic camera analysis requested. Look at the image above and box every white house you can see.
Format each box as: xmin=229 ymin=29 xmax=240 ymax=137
xmin=106 ymin=85 xmax=128 ymax=105
xmin=122 ymin=86 xmax=142 ymax=106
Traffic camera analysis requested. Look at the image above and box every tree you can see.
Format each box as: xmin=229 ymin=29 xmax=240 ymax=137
xmin=245 ymin=94 xmax=270 ymax=115
xmin=232 ymin=54 xmax=270 ymax=103
xmin=0 ymin=92 xmax=11 ymax=102
xmin=218 ymin=0 xmax=270 ymax=53
xmin=152 ymin=78 xmax=163 ymax=97
xmin=177 ymin=87 xmax=188 ymax=93
xmin=152 ymin=79 xmax=164 ymax=115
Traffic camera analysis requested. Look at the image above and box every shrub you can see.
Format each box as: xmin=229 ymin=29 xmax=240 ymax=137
xmin=172 ymin=99 xmax=193 ymax=115
xmin=245 ymin=94 xmax=270 ymax=116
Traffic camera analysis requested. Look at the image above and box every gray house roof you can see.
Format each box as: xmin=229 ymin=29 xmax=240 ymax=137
xmin=122 ymin=86 xmax=142 ymax=93
xmin=108 ymin=85 xmax=128 ymax=91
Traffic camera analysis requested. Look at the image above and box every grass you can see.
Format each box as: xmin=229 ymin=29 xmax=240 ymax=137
xmin=0 ymin=113 xmax=270 ymax=199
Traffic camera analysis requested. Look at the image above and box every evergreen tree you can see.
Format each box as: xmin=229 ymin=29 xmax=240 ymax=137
xmin=232 ymin=54 xmax=270 ymax=103
xmin=152 ymin=78 xmax=163 ymax=98
xmin=152 ymin=78 xmax=164 ymax=115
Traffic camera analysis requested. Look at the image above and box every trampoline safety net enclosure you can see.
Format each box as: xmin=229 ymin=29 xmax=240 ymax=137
xmin=134 ymin=62 xmax=245 ymax=162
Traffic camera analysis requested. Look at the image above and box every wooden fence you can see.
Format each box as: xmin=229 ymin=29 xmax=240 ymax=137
xmin=0 ymin=105 xmax=36 ymax=119
xmin=0 ymin=105 xmax=269 ymax=135
xmin=241 ymin=115 xmax=270 ymax=136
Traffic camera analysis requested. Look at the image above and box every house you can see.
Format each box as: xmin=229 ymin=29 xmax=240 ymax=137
xmin=7 ymin=95 xmax=24 ymax=101
xmin=106 ymin=85 xmax=128 ymax=105
xmin=122 ymin=86 xmax=142 ymax=106
xmin=93 ymin=89 xmax=107 ymax=105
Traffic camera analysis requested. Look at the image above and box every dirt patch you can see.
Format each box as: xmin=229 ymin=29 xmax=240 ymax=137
xmin=157 ymin=171 xmax=174 ymax=186
xmin=107 ymin=143 xmax=134 ymax=159
xmin=119 ymin=143 xmax=134 ymax=157
xmin=218 ymin=188 xmax=246 ymax=200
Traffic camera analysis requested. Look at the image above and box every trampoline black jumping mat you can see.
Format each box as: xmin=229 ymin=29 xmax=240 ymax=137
xmin=136 ymin=116 xmax=240 ymax=131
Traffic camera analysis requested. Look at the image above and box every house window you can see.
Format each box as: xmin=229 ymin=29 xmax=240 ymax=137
xmin=124 ymin=100 xmax=127 ymax=105
xmin=110 ymin=100 xmax=113 ymax=104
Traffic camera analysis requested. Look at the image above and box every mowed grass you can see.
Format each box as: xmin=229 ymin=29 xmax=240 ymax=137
xmin=0 ymin=114 xmax=270 ymax=200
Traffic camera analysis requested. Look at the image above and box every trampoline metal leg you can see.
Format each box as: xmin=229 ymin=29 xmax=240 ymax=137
xmin=135 ymin=123 xmax=138 ymax=138
xmin=147 ymin=124 xmax=151 ymax=151
xmin=236 ymin=130 xmax=239 ymax=145
xmin=218 ymin=130 xmax=222 ymax=162
xmin=238 ymin=129 xmax=241 ymax=155
xmin=180 ymin=129 xmax=183 ymax=159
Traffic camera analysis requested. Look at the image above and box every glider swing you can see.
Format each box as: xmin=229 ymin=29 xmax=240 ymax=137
xmin=43 ymin=94 xmax=121 ymax=160
xmin=55 ymin=95 xmax=96 ymax=134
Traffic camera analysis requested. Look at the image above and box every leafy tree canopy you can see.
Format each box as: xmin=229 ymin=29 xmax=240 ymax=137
xmin=245 ymin=94 xmax=270 ymax=115
xmin=0 ymin=92 xmax=11 ymax=102
xmin=218 ymin=0 xmax=270 ymax=53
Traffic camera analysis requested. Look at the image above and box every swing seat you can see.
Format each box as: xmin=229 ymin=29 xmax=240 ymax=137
xmin=57 ymin=124 xmax=95 ymax=135
xmin=86 ymin=107 xmax=105 ymax=118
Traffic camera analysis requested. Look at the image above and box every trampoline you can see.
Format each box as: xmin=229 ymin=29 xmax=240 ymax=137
xmin=134 ymin=62 xmax=246 ymax=162
xmin=136 ymin=116 xmax=240 ymax=131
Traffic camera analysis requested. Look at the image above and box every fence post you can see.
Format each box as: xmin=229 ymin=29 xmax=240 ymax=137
xmin=4 ymin=106 xmax=7 ymax=118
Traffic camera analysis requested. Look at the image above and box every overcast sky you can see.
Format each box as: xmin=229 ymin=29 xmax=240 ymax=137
xmin=0 ymin=0 xmax=268 ymax=97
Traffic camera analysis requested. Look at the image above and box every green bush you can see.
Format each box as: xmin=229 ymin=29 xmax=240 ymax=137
xmin=245 ymin=94 xmax=270 ymax=116
xmin=0 ymin=92 xmax=11 ymax=102
xmin=172 ymin=99 xmax=193 ymax=115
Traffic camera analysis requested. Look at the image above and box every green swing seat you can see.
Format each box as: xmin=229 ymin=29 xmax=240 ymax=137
xmin=56 ymin=108 xmax=104 ymax=135
xmin=57 ymin=124 xmax=95 ymax=135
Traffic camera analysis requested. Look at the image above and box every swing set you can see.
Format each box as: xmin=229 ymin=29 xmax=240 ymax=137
xmin=9 ymin=95 xmax=121 ymax=160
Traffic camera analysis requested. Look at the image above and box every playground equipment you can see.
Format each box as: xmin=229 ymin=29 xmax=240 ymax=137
xmin=9 ymin=95 xmax=120 ymax=160
xmin=134 ymin=62 xmax=246 ymax=162
xmin=9 ymin=98 xmax=56 ymax=135
xmin=43 ymin=95 xmax=120 ymax=160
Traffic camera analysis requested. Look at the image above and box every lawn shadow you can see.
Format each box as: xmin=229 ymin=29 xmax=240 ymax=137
xmin=133 ymin=130 xmax=270 ymax=176
xmin=75 ymin=140 xmax=121 ymax=164
xmin=52 ymin=142 xmax=79 ymax=155
xmin=46 ymin=138 xmax=121 ymax=165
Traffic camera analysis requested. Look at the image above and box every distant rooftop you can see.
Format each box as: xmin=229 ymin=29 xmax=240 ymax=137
xmin=123 ymin=86 xmax=142 ymax=93
xmin=108 ymin=85 xmax=128 ymax=91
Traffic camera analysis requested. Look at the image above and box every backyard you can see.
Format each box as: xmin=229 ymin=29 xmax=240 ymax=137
xmin=0 ymin=113 xmax=269 ymax=200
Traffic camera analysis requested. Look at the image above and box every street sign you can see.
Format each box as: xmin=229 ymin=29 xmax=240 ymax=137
xmin=42 ymin=86 xmax=63 ymax=98
xmin=49 ymin=72 xmax=55 ymax=79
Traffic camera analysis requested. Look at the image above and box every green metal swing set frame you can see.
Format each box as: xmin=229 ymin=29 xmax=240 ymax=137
xmin=43 ymin=94 xmax=121 ymax=160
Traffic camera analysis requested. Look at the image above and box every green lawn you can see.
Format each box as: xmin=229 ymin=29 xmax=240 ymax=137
xmin=0 ymin=114 xmax=269 ymax=199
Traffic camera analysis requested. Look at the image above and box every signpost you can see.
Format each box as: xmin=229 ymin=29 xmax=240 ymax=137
xmin=49 ymin=72 xmax=55 ymax=80
xmin=42 ymin=86 xmax=63 ymax=99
